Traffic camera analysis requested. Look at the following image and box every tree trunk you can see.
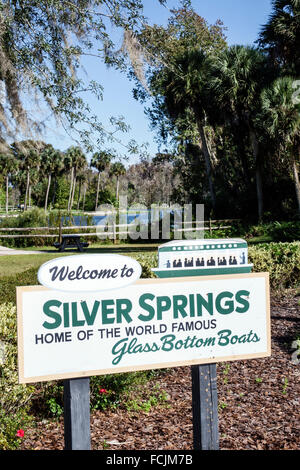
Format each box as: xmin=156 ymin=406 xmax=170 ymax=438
xmin=70 ymin=170 xmax=77 ymax=210
xmin=291 ymin=155 xmax=300 ymax=214
xmin=95 ymin=171 xmax=100 ymax=210
xmin=116 ymin=176 xmax=119 ymax=203
xmin=45 ymin=173 xmax=51 ymax=211
xmin=52 ymin=176 xmax=57 ymax=205
xmin=24 ymin=169 xmax=30 ymax=211
xmin=249 ymin=129 xmax=264 ymax=221
xmin=77 ymin=179 xmax=82 ymax=210
xmin=68 ymin=167 xmax=74 ymax=211
xmin=197 ymin=122 xmax=216 ymax=212
xmin=82 ymin=184 xmax=87 ymax=211
xmin=5 ymin=175 xmax=9 ymax=213
xmin=234 ymin=128 xmax=251 ymax=185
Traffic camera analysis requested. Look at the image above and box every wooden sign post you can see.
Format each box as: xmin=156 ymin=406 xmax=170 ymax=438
xmin=191 ymin=364 xmax=219 ymax=450
xmin=64 ymin=377 xmax=91 ymax=450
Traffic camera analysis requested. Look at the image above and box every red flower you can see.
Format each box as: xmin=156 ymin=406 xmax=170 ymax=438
xmin=99 ymin=388 xmax=108 ymax=394
xmin=16 ymin=429 xmax=24 ymax=438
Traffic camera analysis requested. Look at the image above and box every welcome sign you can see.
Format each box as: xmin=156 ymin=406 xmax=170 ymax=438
xmin=37 ymin=254 xmax=142 ymax=292
xmin=17 ymin=272 xmax=270 ymax=383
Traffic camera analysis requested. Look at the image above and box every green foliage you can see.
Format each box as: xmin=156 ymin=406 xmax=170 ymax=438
xmin=53 ymin=177 xmax=70 ymax=210
xmin=0 ymin=187 xmax=5 ymax=206
xmin=0 ymin=208 xmax=49 ymax=247
xmin=90 ymin=370 xmax=161 ymax=411
xmin=0 ymin=268 xmax=38 ymax=305
xmin=15 ymin=207 xmax=48 ymax=228
xmin=0 ymin=303 xmax=35 ymax=449
xmin=0 ymin=207 xmax=47 ymax=229
xmin=0 ymin=1 xmax=151 ymax=150
xmin=133 ymin=252 xmax=158 ymax=278
xmin=249 ymin=242 xmax=300 ymax=289
xmin=266 ymin=221 xmax=300 ymax=242
xmin=89 ymin=368 xmax=168 ymax=412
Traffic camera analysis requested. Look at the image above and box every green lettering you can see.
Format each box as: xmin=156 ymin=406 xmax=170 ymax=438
xmin=189 ymin=294 xmax=195 ymax=317
xmin=157 ymin=296 xmax=171 ymax=320
xmin=43 ymin=300 xmax=62 ymax=330
xmin=138 ymin=293 xmax=155 ymax=321
xmin=235 ymin=290 xmax=250 ymax=313
xmin=111 ymin=338 xmax=128 ymax=365
xmin=81 ymin=301 xmax=100 ymax=326
xmin=196 ymin=293 xmax=213 ymax=316
xmin=102 ymin=299 xmax=115 ymax=324
xmin=116 ymin=298 xmax=132 ymax=323
xmin=72 ymin=302 xmax=85 ymax=327
xmin=161 ymin=334 xmax=175 ymax=351
xmin=216 ymin=292 xmax=234 ymax=315
xmin=63 ymin=302 xmax=70 ymax=327
xmin=173 ymin=295 xmax=188 ymax=319
xmin=203 ymin=336 xmax=215 ymax=347
xmin=218 ymin=329 xmax=231 ymax=345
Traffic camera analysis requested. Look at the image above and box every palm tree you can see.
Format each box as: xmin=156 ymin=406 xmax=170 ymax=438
xmin=258 ymin=0 xmax=300 ymax=76
xmin=12 ymin=140 xmax=44 ymax=210
xmin=209 ymin=45 xmax=276 ymax=220
xmin=76 ymin=171 xmax=87 ymax=210
xmin=258 ymin=76 xmax=300 ymax=213
xmin=109 ymin=161 xmax=126 ymax=203
xmin=151 ymin=49 xmax=217 ymax=211
xmin=41 ymin=145 xmax=64 ymax=211
xmin=0 ymin=153 xmax=18 ymax=213
xmin=64 ymin=146 xmax=87 ymax=211
xmin=90 ymin=151 xmax=112 ymax=210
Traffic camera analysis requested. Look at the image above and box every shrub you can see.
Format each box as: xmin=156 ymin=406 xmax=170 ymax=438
xmin=249 ymin=242 xmax=300 ymax=289
xmin=90 ymin=370 xmax=162 ymax=411
xmin=268 ymin=221 xmax=300 ymax=242
xmin=0 ymin=208 xmax=49 ymax=248
xmin=0 ymin=303 xmax=35 ymax=449
xmin=0 ymin=268 xmax=38 ymax=305
xmin=245 ymin=220 xmax=300 ymax=242
xmin=132 ymin=252 xmax=158 ymax=278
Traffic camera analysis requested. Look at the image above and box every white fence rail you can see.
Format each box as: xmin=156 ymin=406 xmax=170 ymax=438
xmin=0 ymin=219 xmax=241 ymax=240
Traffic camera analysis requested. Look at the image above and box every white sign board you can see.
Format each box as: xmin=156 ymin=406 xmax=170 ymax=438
xmin=17 ymin=273 xmax=270 ymax=383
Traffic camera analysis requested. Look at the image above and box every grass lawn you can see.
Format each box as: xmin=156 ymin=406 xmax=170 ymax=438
xmin=0 ymin=242 xmax=159 ymax=277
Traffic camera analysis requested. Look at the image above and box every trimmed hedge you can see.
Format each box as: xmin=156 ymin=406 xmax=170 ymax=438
xmin=248 ymin=242 xmax=300 ymax=289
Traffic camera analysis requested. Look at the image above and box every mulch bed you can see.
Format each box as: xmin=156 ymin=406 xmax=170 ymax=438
xmin=20 ymin=291 xmax=300 ymax=451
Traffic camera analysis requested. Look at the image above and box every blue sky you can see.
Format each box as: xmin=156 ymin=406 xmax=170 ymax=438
xmin=40 ymin=0 xmax=273 ymax=163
